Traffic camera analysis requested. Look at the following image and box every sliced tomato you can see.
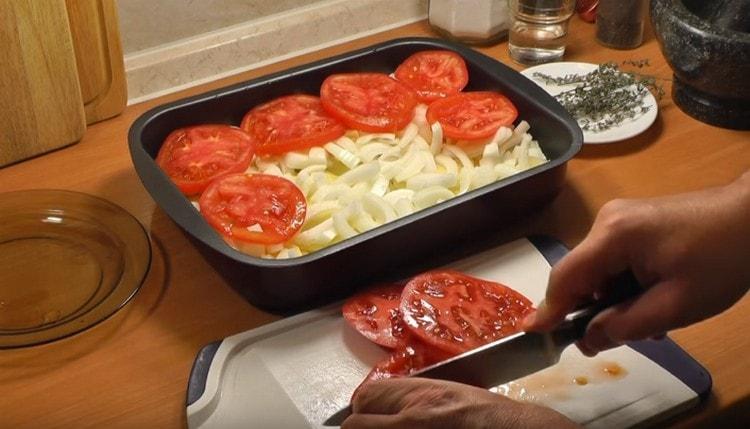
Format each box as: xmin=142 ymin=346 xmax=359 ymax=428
xmin=240 ymin=94 xmax=346 ymax=156
xmin=426 ymin=91 xmax=518 ymax=141
xmin=155 ymin=125 xmax=255 ymax=196
xmin=394 ymin=50 xmax=469 ymax=103
xmin=351 ymin=340 xmax=453 ymax=400
xmin=198 ymin=174 xmax=306 ymax=245
xmin=343 ymin=282 xmax=410 ymax=349
xmin=320 ymin=73 xmax=418 ymax=133
xmin=399 ymin=270 xmax=534 ymax=355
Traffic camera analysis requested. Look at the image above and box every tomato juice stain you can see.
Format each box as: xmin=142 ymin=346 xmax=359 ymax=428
xmin=600 ymin=362 xmax=627 ymax=379
xmin=573 ymin=376 xmax=589 ymax=386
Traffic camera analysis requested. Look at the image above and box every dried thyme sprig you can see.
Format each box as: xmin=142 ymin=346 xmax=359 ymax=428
xmin=532 ymin=62 xmax=665 ymax=132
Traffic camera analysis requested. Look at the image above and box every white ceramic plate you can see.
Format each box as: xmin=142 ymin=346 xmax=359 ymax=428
xmin=521 ymin=62 xmax=658 ymax=144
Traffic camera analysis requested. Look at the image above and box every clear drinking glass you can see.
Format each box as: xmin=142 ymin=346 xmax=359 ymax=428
xmin=508 ymin=0 xmax=576 ymax=65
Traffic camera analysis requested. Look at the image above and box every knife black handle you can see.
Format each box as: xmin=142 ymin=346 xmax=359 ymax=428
xmin=552 ymin=270 xmax=643 ymax=347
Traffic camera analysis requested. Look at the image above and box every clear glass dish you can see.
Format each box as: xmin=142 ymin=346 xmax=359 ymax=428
xmin=0 ymin=190 xmax=151 ymax=348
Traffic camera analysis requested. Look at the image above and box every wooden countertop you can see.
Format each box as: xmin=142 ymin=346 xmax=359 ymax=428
xmin=1 ymin=18 xmax=748 ymax=429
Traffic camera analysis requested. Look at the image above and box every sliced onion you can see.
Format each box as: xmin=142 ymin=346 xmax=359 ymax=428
xmin=458 ymin=168 xmax=472 ymax=194
xmin=413 ymin=103 xmax=431 ymax=141
xmin=394 ymin=152 xmax=425 ymax=182
xmin=311 ymin=183 xmax=353 ymax=202
xmin=228 ymin=239 xmax=266 ymax=257
xmin=379 ymin=158 xmax=404 ymax=179
xmin=383 ymin=189 xmax=415 ymax=206
xmin=471 ymin=165 xmax=497 ymax=190
xmin=350 ymin=211 xmax=380 ymax=233
xmin=430 ymin=122 xmax=444 ymax=154
xmin=298 ymin=162 xmax=327 ymax=178
xmin=516 ymin=134 xmax=532 ymax=169
xmin=294 ymin=218 xmax=336 ymax=250
xmin=394 ymin=198 xmax=415 ymax=217
xmin=480 ymin=140 xmax=502 ymax=168
xmin=444 ymin=145 xmax=473 ymax=170
xmin=283 ymin=151 xmax=312 ymax=170
xmin=501 ymin=121 xmax=530 ymax=153
xmin=305 ymin=201 xmax=341 ymax=229
xmin=356 ymin=133 xmax=397 ymax=145
xmin=309 ymin=147 xmax=327 ymax=165
xmin=262 ymin=164 xmax=284 ymax=177
xmin=370 ymin=174 xmax=390 ymax=197
xmin=325 ymin=142 xmax=360 ymax=170
xmin=338 ymin=162 xmax=380 ymax=185
xmin=333 ymin=210 xmax=358 ymax=240
xmin=413 ymin=186 xmax=455 ymax=210
xmin=362 ymin=193 xmax=397 ymax=223
xmin=337 ymin=136 xmax=360 ymax=154
xmin=435 ymin=154 xmax=458 ymax=176
xmin=420 ymin=150 xmax=438 ymax=173
xmin=495 ymin=163 xmax=520 ymax=179
xmin=399 ymin=123 xmax=419 ymax=146
xmin=406 ymin=173 xmax=458 ymax=191
xmin=359 ymin=143 xmax=392 ymax=162
xmin=490 ymin=126 xmax=513 ymax=147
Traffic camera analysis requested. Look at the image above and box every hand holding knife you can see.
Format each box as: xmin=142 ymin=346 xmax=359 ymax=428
xmin=324 ymin=271 xmax=642 ymax=426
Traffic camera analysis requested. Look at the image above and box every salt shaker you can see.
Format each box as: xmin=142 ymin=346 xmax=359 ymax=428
xmin=596 ymin=0 xmax=648 ymax=49
xmin=428 ymin=0 xmax=511 ymax=45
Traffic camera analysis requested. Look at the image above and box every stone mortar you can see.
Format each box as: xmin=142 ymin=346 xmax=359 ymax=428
xmin=651 ymin=0 xmax=750 ymax=130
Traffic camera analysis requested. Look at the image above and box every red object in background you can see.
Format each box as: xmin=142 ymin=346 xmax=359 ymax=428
xmin=577 ymin=0 xmax=598 ymax=22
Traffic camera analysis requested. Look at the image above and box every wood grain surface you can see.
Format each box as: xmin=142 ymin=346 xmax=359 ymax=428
xmin=65 ymin=0 xmax=127 ymax=124
xmin=0 ymin=0 xmax=86 ymax=167
xmin=0 ymin=18 xmax=748 ymax=429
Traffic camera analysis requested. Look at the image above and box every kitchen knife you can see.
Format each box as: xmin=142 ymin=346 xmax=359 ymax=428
xmin=323 ymin=271 xmax=642 ymax=426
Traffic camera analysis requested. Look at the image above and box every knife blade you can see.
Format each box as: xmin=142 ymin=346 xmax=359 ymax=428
xmin=323 ymin=271 xmax=642 ymax=426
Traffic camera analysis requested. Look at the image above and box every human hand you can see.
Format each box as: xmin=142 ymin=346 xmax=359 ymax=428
xmin=525 ymin=171 xmax=750 ymax=356
xmin=342 ymin=377 xmax=580 ymax=429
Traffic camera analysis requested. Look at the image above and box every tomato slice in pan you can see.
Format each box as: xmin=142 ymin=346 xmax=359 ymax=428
xmin=394 ymin=50 xmax=469 ymax=103
xmin=155 ymin=125 xmax=255 ymax=196
xmin=240 ymin=94 xmax=346 ymax=156
xmin=198 ymin=174 xmax=306 ymax=245
xmin=343 ymin=282 xmax=410 ymax=349
xmin=399 ymin=270 xmax=534 ymax=355
xmin=426 ymin=91 xmax=519 ymax=141
xmin=320 ymin=73 xmax=418 ymax=133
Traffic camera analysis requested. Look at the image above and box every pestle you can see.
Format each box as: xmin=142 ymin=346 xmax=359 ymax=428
xmin=705 ymin=0 xmax=750 ymax=33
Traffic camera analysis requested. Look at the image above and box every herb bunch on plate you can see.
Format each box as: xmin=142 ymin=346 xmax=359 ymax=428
xmin=533 ymin=62 xmax=664 ymax=133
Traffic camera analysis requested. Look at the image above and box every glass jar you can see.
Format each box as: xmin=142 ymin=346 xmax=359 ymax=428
xmin=428 ymin=0 xmax=511 ymax=45
xmin=596 ymin=0 xmax=648 ymax=49
xmin=507 ymin=0 xmax=576 ymax=65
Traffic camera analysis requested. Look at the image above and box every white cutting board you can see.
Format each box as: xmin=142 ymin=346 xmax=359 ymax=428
xmin=186 ymin=238 xmax=709 ymax=429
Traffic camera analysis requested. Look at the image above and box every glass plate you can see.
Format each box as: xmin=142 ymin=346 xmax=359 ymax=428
xmin=0 ymin=190 xmax=151 ymax=348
